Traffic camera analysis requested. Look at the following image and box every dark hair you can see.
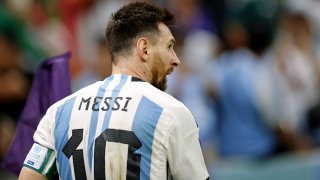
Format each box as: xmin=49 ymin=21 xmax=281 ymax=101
xmin=106 ymin=1 xmax=175 ymax=62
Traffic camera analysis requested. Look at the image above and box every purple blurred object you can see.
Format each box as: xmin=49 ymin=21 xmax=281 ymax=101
xmin=1 ymin=51 xmax=72 ymax=175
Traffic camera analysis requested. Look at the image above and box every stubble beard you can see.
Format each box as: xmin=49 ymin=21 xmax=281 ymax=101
xmin=150 ymin=56 xmax=168 ymax=91
xmin=151 ymin=68 xmax=167 ymax=91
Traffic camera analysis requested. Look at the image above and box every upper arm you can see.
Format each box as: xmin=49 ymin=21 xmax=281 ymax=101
xmin=166 ymin=108 xmax=209 ymax=180
xmin=33 ymin=106 xmax=56 ymax=149
xmin=21 ymin=143 xmax=57 ymax=179
xmin=21 ymin=106 xmax=58 ymax=179
xmin=19 ymin=167 xmax=47 ymax=180
xmin=167 ymin=127 xmax=209 ymax=180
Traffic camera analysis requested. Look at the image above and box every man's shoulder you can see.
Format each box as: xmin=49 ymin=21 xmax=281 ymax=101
xmin=142 ymin=85 xmax=192 ymax=118
xmin=142 ymin=84 xmax=184 ymax=107
xmin=153 ymin=91 xmax=198 ymax=136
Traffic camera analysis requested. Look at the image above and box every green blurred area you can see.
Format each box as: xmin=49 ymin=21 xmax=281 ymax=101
xmin=0 ymin=5 xmax=48 ymax=71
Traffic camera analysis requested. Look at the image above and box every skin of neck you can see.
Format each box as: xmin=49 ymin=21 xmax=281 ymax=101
xmin=111 ymin=50 xmax=153 ymax=83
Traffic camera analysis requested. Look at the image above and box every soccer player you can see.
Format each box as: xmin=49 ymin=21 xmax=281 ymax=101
xmin=19 ymin=2 xmax=209 ymax=180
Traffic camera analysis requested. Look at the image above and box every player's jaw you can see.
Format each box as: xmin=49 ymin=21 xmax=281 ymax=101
xmin=151 ymin=68 xmax=167 ymax=91
xmin=150 ymin=57 xmax=173 ymax=91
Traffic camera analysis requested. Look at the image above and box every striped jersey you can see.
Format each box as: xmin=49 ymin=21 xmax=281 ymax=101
xmin=30 ymin=74 xmax=209 ymax=180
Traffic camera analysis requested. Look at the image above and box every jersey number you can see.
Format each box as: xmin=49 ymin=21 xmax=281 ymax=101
xmin=63 ymin=129 xmax=142 ymax=180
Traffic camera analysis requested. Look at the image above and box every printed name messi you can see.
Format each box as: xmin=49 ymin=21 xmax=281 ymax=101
xmin=78 ymin=96 xmax=132 ymax=112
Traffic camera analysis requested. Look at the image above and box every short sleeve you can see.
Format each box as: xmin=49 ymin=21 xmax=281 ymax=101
xmin=33 ymin=106 xmax=56 ymax=150
xmin=166 ymin=109 xmax=209 ymax=180
xmin=23 ymin=143 xmax=57 ymax=178
xmin=23 ymin=106 xmax=58 ymax=178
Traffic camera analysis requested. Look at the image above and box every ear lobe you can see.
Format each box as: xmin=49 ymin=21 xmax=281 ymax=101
xmin=137 ymin=38 xmax=149 ymax=61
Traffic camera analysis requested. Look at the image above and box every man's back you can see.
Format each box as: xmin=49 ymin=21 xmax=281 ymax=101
xmin=20 ymin=3 xmax=209 ymax=179
xmin=32 ymin=74 xmax=207 ymax=179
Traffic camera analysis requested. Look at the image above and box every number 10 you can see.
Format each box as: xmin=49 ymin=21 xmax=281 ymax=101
xmin=63 ymin=129 xmax=142 ymax=180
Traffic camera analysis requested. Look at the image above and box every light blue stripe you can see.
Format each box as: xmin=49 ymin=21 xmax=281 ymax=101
xmin=131 ymin=96 xmax=163 ymax=179
xmin=101 ymin=75 xmax=128 ymax=131
xmin=54 ymin=97 xmax=76 ymax=180
xmin=87 ymin=77 xmax=114 ymax=171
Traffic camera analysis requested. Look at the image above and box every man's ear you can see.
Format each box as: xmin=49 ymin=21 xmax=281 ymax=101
xmin=137 ymin=37 xmax=149 ymax=61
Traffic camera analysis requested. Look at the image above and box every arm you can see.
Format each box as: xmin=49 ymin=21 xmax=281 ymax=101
xmin=19 ymin=143 xmax=57 ymax=180
xmin=19 ymin=167 xmax=47 ymax=180
xmin=19 ymin=107 xmax=57 ymax=180
xmin=166 ymin=110 xmax=209 ymax=180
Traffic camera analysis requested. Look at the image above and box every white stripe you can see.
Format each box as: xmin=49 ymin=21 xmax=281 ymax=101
xmin=73 ymin=95 xmax=97 ymax=178
xmin=150 ymin=110 xmax=174 ymax=180
xmin=93 ymin=75 xmax=122 ymax=179
xmin=108 ymin=86 xmax=142 ymax=131
xmin=68 ymin=105 xmax=78 ymax=180
xmin=68 ymin=82 xmax=104 ymax=179
xmin=43 ymin=151 xmax=55 ymax=174
xmin=95 ymin=75 xmax=121 ymax=137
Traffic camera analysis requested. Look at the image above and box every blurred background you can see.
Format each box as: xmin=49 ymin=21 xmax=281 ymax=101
xmin=1 ymin=0 xmax=320 ymax=179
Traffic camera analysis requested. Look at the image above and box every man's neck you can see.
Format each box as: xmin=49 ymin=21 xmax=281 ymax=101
xmin=111 ymin=59 xmax=151 ymax=83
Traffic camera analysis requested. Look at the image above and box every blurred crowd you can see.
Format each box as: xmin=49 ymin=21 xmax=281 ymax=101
xmin=2 ymin=0 xmax=320 ymax=178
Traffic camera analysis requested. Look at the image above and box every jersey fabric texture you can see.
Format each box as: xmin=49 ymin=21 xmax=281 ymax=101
xmin=30 ymin=74 xmax=209 ymax=180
